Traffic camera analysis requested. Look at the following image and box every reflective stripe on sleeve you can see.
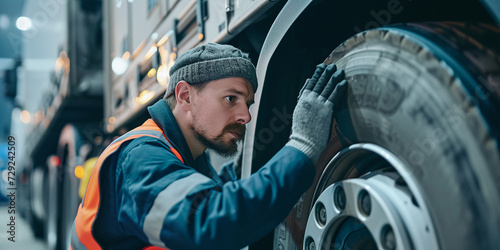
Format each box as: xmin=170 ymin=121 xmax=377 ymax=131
xmin=71 ymin=220 xmax=89 ymax=250
xmin=143 ymin=172 xmax=212 ymax=247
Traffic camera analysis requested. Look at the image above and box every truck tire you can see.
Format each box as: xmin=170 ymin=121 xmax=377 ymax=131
xmin=47 ymin=124 xmax=87 ymax=250
xmin=30 ymin=167 xmax=48 ymax=239
xmin=46 ymin=155 xmax=62 ymax=250
xmin=60 ymin=152 xmax=82 ymax=250
xmin=274 ymin=22 xmax=500 ymax=250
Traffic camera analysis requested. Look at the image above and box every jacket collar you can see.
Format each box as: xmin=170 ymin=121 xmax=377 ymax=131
xmin=147 ymin=100 xmax=196 ymax=166
xmin=147 ymin=100 xmax=224 ymax=184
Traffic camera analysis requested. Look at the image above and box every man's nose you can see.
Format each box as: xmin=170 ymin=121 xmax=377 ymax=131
xmin=236 ymin=106 xmax=252 ymax=124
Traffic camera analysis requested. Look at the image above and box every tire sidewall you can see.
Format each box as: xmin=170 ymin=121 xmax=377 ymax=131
xmin=326 ymin=28 xmax=500 ymax=249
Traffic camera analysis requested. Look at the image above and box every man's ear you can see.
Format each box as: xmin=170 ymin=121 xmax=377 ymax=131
xmin=175 ymin=81 xmax=192 ymax=111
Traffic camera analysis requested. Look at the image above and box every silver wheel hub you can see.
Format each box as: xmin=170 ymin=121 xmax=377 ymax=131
xmin=304 ymin=143 xmax=439 ymax=250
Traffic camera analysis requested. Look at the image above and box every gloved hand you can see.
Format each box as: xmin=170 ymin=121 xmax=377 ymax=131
xmin=286 ymin=63 xmax=347 ymax=162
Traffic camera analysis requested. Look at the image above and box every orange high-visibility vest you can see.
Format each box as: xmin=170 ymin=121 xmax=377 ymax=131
xmin=71 ymin=119 xmax=183 ymax=250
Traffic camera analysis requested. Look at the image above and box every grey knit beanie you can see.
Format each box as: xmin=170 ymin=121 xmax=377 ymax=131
xmin=167 ymin=43 xmax=258 ymax=94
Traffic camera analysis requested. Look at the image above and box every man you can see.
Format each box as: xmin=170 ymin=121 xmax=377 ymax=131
xmin=71 ymin=43 xmax=346 ymax=250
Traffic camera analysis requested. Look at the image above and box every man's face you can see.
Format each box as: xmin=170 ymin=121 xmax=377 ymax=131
xmin=189 ymin=77 xmax=255 ymax=157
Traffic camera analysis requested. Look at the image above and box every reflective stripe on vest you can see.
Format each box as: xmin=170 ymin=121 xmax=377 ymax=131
xmin=71 ymin=119 xmax=182 ymax=250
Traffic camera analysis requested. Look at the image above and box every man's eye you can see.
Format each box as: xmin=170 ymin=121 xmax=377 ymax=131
xmin=225 ymin=96 xmax=236 ymax=103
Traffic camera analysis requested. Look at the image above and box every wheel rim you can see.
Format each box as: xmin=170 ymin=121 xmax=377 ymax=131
xmin=304 ymin=143 xmax=439 ymax=250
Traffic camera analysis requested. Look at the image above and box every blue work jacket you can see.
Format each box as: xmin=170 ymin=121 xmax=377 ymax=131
xmin=92 ymin=100 xmax=315 ymax=250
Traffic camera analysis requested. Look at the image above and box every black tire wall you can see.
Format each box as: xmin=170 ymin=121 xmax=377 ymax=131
xmin=275 ymin=22 xmax=500 ymax=250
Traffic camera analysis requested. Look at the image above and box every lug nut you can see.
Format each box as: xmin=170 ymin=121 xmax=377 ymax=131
xmin=358 ymin=190 xmax=371 ymax=216
xmin=334 ymin=186 xmax=346 ymax=211
xmin=381 ymin=224 xmax=396 ymax=250
xmin=316 ymin=202 xmax=327 ymax=226
xmin=306 ymin=238 xmax=316 ymax=250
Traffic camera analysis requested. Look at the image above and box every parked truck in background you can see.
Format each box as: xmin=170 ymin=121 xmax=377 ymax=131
xmin=15 ymin=0 xmax=500 ymax=249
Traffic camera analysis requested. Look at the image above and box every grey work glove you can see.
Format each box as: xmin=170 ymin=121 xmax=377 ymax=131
xmin=286 ymin=63 xmax=347 ymax=162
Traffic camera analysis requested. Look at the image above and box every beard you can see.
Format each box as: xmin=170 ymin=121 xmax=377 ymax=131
xmin=189 ymin=119 xmax=246 ymax=158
